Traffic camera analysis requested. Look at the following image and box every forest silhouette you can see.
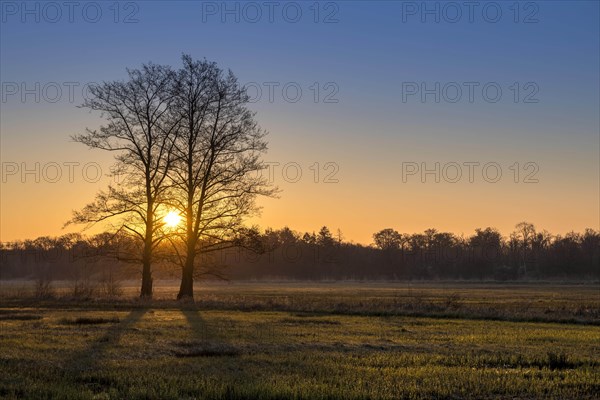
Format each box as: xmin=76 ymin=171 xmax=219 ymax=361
xmin=2 ymin=223 xmax=598 ymax=289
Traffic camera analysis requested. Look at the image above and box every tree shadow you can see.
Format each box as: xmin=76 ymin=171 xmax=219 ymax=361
xmin=65 ymin=308 xmax=148 ymax=378
xmin=178 ymin=306 xmax=242 ymax=357
xmin=178 ymin=305 xmax=307 ymax=399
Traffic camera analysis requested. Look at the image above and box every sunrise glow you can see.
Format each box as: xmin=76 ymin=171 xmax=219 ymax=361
xmin=163 ymin=211 xmax=182 ymax=228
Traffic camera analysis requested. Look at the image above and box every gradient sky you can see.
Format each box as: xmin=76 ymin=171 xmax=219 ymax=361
xmin=1 ymin=1 xmax=599 ymax=244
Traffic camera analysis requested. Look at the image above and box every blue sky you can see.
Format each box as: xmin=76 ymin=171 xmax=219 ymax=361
xmin=1 ymin=1 xmax=599 ymax=242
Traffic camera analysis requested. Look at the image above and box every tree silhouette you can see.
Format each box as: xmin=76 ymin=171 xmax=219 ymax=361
xmin=317 ymin=226 xmax=335 ymax=247
xmin=513 ymin=222 xmax=536 ymax=275
xmin=373 ymin=228 xmax=402 ymax=250
xmin=69 ymin=63 xmax=181 ymax=298
xmin=167 ymin=55 xmax=276 ymax=300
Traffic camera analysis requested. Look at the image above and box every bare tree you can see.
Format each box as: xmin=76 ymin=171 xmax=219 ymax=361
xmin=68 ymin=63 xmax=181 ymax=298
xmin=514 ymin=221 xmax=536 ymax=275
xmin=168 ymin=55 xmax=275 ymax=300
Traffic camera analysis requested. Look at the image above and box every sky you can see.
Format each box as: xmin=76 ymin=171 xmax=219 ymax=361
xmin=1 ymin=0 xmax=599 ymax=244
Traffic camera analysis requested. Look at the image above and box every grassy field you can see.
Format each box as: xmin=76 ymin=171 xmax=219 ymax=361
xmin=1 ymin=282 xmax=599 ymax=399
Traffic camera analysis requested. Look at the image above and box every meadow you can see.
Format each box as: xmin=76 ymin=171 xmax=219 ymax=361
xmin=0 ymin=282 xmax=599 ymax=399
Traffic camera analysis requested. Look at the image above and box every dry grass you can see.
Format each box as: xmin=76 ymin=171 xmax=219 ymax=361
xmin=2 ymin=281 xmax=597 ymax=324
xmin=0 ymin=282 xmax=598 ymax=399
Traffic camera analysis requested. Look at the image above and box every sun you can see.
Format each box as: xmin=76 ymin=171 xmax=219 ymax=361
xmin=163 ymin=211 xmax=182 ymax=228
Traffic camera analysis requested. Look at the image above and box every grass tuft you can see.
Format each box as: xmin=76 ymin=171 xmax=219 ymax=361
xmin=279 ymin=317 xmax=341 ymax=325
xmin=0 ymin=314 xmax=43 ymax=321
xmin=544 ymin=352 xmax=576 ymax=370
xmin=60 ymin=316 xmax=120 ymax=325
xmin=173 ymin=341 xmax=241 ymax=357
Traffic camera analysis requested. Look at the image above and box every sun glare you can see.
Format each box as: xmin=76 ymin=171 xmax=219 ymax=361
xmin=163 ymin=211 xmax=182 ymax=228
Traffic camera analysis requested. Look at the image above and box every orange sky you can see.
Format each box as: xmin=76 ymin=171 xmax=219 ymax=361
xmin=2 ymin=115 xmax=598 ymax=245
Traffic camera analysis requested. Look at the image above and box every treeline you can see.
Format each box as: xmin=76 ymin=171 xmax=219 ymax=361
xmin=1 ymin=223 xmax=598 ymax=281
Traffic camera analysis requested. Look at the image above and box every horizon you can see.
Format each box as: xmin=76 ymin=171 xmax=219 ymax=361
xmin=1 ymin=221 xmax=598 ymax=247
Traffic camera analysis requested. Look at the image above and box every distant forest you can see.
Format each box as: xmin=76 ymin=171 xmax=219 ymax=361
xmin=1 ymin=222 xmax=598 ymax=282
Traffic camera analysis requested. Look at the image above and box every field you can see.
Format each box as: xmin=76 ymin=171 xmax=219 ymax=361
xmin=1 ymin=282 xmax=599 ymax=399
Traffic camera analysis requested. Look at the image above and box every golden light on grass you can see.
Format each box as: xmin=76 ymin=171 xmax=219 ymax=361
xmin=163 ymin=211 xmax=182 ymax=228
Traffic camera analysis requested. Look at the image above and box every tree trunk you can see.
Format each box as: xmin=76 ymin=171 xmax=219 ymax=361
xmin=140 ymin=257 xmax=153 ymax=298
xmin=140 ymin=233 xmax=153 ymax=297
xmin=178 ymin=194 xmax=196 ymax=300
xmin=140 ymin=205 xmax=154 ymax=298
xmin=177 ymin=252 xmax=195 ymax=300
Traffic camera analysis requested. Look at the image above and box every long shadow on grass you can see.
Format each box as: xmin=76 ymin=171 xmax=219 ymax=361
xmin=178 ymin=307 xmax=340 ymax=400
xmin=64 ymin=309 xmax=148 ymax=381
xmin=178 ymin=306 xmax=269 ymax=399
xmin=178 ymin=306 xmax=243 ymax=357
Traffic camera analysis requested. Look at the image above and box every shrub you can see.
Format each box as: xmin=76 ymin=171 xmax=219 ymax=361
xmin=34 ymin=275 xmax=54 ymax=299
